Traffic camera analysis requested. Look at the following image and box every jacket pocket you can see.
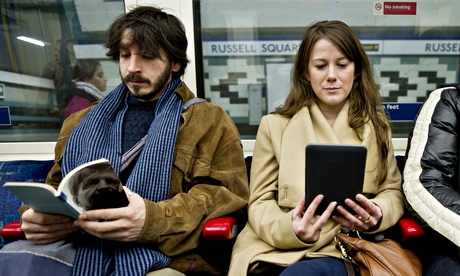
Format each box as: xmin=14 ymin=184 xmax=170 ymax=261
xmin=174 ymin=151 xmax=213 ymax=192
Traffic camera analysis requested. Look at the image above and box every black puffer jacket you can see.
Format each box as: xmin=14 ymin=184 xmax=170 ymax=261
xmin=403 ymin=84 xmax=460 ymax=247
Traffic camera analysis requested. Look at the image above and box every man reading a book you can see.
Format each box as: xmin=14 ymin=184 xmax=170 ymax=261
xmin=0 ymin=6 xmax=249 ymax=276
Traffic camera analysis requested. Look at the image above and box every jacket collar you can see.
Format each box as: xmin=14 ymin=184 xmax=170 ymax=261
xmin=175 ymin=82 xmax=196 ymax=104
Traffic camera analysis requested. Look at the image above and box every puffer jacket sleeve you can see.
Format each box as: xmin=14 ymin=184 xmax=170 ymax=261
xmin=403 ymin=85 xmax=460 ymax=247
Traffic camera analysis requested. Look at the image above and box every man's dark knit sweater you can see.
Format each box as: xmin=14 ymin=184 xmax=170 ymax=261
xmin=119 ymin=95 xmax=157 ymax=183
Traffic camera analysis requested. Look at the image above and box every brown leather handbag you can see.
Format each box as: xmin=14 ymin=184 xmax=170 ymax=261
xmin=335 ymin=229 xmax=422 ymax=276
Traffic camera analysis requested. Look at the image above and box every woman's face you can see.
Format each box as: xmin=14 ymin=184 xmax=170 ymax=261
xmin=86 ymin=65 xmax=108 ymax=92
xmin=307 ymin=38 xmax=355 ymax=111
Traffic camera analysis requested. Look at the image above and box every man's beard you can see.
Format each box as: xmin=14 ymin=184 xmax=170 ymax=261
xmin=123 ymin=61 xmax=172 ymax=101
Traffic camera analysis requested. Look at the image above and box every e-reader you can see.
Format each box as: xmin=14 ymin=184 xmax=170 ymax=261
xmin=305 ymin=143 xmax=367 ymax=215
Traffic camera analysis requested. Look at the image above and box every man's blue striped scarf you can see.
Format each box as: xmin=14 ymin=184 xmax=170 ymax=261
xmin=62 ymin=78 xmax=183 ymax=276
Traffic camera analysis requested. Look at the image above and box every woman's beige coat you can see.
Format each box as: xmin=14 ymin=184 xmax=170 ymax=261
xmin=229 ymin=101 xmax=404 ymax=275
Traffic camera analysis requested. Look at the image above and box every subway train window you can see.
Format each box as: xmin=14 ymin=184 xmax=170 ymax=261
xmin=0 ymin=0 xmax=125 ymax=142
xmin=2 ymin=0 xmax=460 ymax=144
xmin=195 ymin=0 xmax=460 ymax=138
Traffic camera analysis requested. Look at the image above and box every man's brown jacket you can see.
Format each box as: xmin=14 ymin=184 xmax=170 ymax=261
xmin=21 ymin=83 xmax=249 ymax=275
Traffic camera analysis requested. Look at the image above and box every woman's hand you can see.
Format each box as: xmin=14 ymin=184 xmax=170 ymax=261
xmin=74 ymin=188 xmax=146 ymax=242
xmin=332 ymin=194 xmax=382 ymax=231
xmin=21 ymin=208 xmax=79 ymax=244
xmin=292 ymin=194 xmax=337 ymax=243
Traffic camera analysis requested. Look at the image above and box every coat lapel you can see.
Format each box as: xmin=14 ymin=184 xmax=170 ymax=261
xmin=278 ymin=100 xmax=360 ymax=208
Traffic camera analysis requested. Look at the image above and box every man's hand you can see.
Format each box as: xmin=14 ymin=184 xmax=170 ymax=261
xmin=74 ymin=189 xmax=146 ymax=242
xmin=21 ymin=208 xmax=79 ymax=244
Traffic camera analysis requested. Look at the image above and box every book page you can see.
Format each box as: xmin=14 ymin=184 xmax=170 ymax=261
xmin=58 ymin=158 xmax=128 ymax=212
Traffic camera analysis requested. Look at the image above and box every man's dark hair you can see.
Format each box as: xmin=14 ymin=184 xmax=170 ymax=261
xmin=105 ymin=6 xmax=189 ymax=78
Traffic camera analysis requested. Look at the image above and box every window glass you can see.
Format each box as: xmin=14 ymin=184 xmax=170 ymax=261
xmin=196 ymin=0 xmax=460 ymax=139
xmin=0 ymin=0 xmax=125 ymax=142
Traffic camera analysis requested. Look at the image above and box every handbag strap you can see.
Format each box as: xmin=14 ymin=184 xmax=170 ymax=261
xmin=343 ymin=257 xmax=356 ymax=276
xmin=335 ymin=229 xmax=360 ymax=276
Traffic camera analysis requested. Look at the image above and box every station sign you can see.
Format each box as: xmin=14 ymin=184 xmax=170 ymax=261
xmin=373 ymin=2 xmax=417 ymax=16
xmin=0 ymin=106 xmax=11 ymax=126
xmin=383 ymin=103 xmax=422 ymax=121
xmin=202 ymin=39 xmax=460 ymax=56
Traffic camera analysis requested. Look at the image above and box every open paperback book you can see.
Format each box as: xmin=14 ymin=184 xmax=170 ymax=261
xmin=4 ymin=158 xmax=129 ymax=219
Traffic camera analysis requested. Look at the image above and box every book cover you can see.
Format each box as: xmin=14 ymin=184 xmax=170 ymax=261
xmin=4 ymin=158 xmax=129 ymax=219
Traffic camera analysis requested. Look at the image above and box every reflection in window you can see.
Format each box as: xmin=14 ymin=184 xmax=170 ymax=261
xmin=0 ymin=0 xmax=124 ymax=142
